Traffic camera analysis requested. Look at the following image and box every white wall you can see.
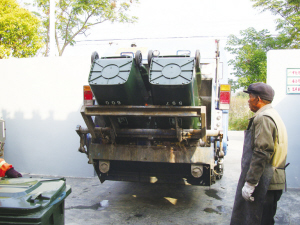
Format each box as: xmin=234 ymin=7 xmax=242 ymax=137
xmin=267 ymin=49 xmax=300 ymax=188
xmin=0 ymin=56 xmax=95 ymax=177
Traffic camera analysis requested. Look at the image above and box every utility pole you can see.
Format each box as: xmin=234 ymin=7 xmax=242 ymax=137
xmin=49 ymin=0 xmax=56 ymax=57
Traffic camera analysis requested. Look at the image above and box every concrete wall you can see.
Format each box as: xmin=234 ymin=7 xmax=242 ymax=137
xmin=0 ymin=57 xmax=95 ymax=177
xmin=267 ymin=49 xmax=300 ymax=188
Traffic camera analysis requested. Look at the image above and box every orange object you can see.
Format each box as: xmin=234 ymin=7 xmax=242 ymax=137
xmin=0 ymin=158 xmax=12 ymax=177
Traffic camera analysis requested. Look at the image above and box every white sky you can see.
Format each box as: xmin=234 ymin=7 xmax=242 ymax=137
xmin=19 ymin=0 xmax=280 ymax=77
xmin=60 ymin=0 xmax=279 ymax=60
xmin=87 ymin=0 xmax=277 ymax=39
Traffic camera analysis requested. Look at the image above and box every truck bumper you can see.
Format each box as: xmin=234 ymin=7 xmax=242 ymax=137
xmin=89 ymin=143 xmax=214 ymax=166
xmin=89 ymin=143 xmax=214 ymax=186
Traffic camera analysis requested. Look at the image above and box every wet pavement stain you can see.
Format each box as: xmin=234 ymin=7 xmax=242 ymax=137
xmin=205 ymin=189 xmax=222 ymax=200
xmin=65 ymin=200 xmax=109 ymax=211
xmin=65 ymin=203 xmax=100 ymax=210
xmin=126 ymin=214 xmax=143 ymax=221
xmin=204 ymin=208 xmax=221 ymax=215
xmin=217 ymin=205 xmax=226 ymax=213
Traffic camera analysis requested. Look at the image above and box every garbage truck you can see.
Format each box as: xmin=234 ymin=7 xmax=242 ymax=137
xmin=76 ymin=40 xmax=230 ymax=186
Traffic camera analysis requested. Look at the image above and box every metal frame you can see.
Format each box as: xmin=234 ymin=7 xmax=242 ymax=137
xmin=80 ymin=105 xmax=207 ymax=142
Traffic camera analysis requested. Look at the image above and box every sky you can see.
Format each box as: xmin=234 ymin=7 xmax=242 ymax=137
xmin=59 ymin=0 xmax=279 ymax=57
xmin=19 ymin=0 xmax=280 ymax=78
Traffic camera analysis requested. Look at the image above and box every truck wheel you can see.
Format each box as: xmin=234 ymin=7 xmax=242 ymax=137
xmin=135 ymin=50 xmax=142 ymax=67
xmin=91 ymin=51 xmax=99 ymax=64
xmin=195 ymin=50 xmax=200 ymax=68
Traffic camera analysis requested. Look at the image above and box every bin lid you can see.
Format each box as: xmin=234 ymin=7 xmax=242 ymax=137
xmin=89 ymin=57 xmax=133 ymax=85
xmin=0 ymin=177 xmax=71 ymax=215
xmin=149 ymin=57 xmax=195 ymax=85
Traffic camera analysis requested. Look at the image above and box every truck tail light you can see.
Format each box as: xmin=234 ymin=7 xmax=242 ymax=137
xmin=219 ymin=84 xmax=231 ymax=110
xmin=84 ymin=85 xmax=94 ymax=106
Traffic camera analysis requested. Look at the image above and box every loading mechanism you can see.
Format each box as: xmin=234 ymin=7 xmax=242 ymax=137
xmin=76 ymin=105 xmax=224 ymax=185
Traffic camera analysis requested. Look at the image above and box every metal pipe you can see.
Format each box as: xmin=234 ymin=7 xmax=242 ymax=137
xmin=206 ymin=130 xmax=221 ymax=137
xmin=76 ymin=127 xmax=205 ymax=139
xmin=81 ymin=105 xmax=204 ymax=117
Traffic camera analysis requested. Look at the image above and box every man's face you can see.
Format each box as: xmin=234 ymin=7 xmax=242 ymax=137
xmin=248 ymin=93 xmax=259 ymax=112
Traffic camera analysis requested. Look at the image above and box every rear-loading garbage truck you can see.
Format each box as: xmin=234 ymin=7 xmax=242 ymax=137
xmin=76 ymin=40 xmax=230 ymax=186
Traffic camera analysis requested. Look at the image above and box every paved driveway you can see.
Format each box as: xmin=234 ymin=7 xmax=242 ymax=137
xmin=63 ymin=131 xmax=299 ymax=224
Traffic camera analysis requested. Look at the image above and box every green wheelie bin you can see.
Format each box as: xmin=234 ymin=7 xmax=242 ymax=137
xmin=0 ymin=177 xmax=71 ymax=225
xmin=148 ymin=55 xmax=201 ymax=129
xmin=89 ymin=54 xmax=150 ymax=129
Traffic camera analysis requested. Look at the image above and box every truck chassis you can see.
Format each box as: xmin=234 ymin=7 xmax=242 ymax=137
xmin=76 ymin=105 xmax=224 ymax=185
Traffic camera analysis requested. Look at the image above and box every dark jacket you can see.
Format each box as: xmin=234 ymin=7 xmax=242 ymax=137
xmin=245 ymin=104 xmax=288 ymax=190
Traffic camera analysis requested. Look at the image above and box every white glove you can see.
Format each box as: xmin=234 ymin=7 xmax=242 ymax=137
xmin=242 ymin=182 xmax=257 ymax=202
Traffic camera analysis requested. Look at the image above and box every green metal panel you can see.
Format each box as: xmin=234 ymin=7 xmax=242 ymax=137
xmin=0 ymin=178 xmax=71 ymax=225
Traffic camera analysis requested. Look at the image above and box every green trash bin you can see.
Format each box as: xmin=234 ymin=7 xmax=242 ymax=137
xmin=149 ymin=56 xmax=200 ymax=129
xmin=89 ymin=56 xmax=148 ymax=106
xmin=89 ymin=56 xmax=150 ymax=128
xmin=0 ymin=177 xmax=71 ymax=225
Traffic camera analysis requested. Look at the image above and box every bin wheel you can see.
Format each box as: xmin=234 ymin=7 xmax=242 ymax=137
xmin=195 ymin=49 xmax=200 ymax=68
xmin=135 ymin=50 xmax=142 ymax=67
xmin=91 ymin=51 xmax=99 ymax=64
xmin=148 ymin=50 xmax=153 ymax=66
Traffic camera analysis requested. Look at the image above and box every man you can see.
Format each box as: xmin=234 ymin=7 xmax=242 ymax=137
xmin=230 ymin=82 xmax=288 ymax=225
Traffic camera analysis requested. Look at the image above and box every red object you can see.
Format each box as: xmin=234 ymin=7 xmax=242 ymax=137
xmin=0 ymin=158 xmax=12 ymax=177
xmin=84 ymin=91 xmax=93 ymax=100
xmin=220 ymin=91 xmax=230 ymax=104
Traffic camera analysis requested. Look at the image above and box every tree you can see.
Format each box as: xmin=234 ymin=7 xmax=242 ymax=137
xmin=251 ymin=0 xmax=300 ymax=48
xmin=32 ymin=0 xmax=139 ymax=56
xmin=226 ymin=27 xmax=291 ymax=91
xmin=0 ymin=0 xmax=44 ymax=59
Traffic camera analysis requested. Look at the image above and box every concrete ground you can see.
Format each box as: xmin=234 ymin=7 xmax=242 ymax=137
xmin=29 ymin=131 xmax=300 ymax=224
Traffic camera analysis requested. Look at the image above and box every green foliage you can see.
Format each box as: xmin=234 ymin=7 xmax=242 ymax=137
xmin=227 ymin=0 xmax=300 ymax=91
xmin=252 ymin=0 xmax=300 ymax=48
xmin=229 ymin=93 xmax=254 ymax=130
xmin=0 ymin=0 xmax=43 ymax=59
xmin=226 ymin=27 xmax=291 ymax=91
xmin=31 ymin=0 xmax=139 ymax=56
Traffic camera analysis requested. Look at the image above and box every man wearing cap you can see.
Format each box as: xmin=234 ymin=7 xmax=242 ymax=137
xmin=231 ymin=82 xmax=288 ymax=225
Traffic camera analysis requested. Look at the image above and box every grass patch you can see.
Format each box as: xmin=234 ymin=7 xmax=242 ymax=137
xmin=229 ymin=92 xmax=254 ymax=130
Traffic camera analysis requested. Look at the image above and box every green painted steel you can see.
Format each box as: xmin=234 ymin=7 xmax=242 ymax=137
xmin=0 ymin=177 xmax=71 ymax=225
